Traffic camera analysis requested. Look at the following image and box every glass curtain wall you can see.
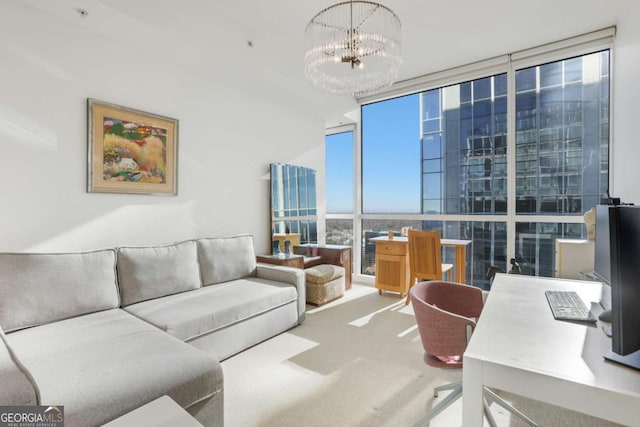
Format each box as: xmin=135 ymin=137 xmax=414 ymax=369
xmin=359 ymin=50 xmax=610 ymax=289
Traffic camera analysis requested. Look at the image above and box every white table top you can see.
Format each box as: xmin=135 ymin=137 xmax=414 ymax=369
xmin=465 ymin=273 xmax=640 ymax=425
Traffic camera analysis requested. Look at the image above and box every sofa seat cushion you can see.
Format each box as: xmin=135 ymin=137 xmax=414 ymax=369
xmin=5 ymin=309 xmax=222 ymax=427
xmin=124 ymin=278 xmax=297 ymax=342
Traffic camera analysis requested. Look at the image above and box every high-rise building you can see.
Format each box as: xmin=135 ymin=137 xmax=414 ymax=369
xmin=420 ymin=51 xmax=610 ymax=288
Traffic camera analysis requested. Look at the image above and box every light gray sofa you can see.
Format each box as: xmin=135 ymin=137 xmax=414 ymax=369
xmin=0 ymin=235 xmax=305 ymax=427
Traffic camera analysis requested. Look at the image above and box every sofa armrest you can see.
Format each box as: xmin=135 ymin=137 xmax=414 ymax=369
xmin=0 ymin=326 xmax=39 ymax=405
xmin=255 ymin=263 xmax=306 ymax=323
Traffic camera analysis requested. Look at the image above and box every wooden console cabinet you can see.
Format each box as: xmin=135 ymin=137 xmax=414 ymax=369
xmin=374 ymin=240 xmax=410 ymax=297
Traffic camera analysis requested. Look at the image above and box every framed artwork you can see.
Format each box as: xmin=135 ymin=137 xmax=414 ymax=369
xmin=87 ymin=98 xmax=178 ymax=195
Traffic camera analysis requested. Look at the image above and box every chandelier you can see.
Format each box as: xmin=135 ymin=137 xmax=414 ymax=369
xmin=304 ymin=1 xmax=402 ymax=97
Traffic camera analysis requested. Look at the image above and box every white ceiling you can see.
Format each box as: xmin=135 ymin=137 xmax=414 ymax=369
xmin=21 ymin=0 xmax=633 ymax=126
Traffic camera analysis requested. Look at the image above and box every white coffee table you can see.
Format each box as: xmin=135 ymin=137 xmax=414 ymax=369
xmin=103 ymin=395 xmax=203 ymax=427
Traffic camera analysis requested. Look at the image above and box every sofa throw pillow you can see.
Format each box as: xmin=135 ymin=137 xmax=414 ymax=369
xmin=0 ymin=249 xmax=119 ymax=332
xmin=197 ymin=235 xmax=257 ymax=285
xmin=117 ymin=240 xmax=201 ymax=306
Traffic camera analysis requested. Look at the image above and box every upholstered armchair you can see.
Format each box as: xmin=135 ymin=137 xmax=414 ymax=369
xmin=410 ymin=281 xmax=537 ymax=426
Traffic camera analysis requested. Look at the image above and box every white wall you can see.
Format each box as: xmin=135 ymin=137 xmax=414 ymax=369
xmin=611 ymin=6 xmax=640 ymax=203
xmin=0 ymin=3 xmax=325 ymax=253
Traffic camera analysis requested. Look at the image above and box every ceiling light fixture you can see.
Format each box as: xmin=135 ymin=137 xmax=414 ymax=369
xmin=304 ymin=0 xmax=401 ymax=97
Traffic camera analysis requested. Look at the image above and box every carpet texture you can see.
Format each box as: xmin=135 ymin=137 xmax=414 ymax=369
xmin=222 ymin=284 xmax=623 ymax=427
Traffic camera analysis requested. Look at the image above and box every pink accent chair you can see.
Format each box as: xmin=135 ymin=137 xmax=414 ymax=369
xmin=410 ymin=281 xmax=537 ymax=426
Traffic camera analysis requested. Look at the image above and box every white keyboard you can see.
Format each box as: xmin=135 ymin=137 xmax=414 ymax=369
xmin=545 ymin=290 xmax=596 ymax=323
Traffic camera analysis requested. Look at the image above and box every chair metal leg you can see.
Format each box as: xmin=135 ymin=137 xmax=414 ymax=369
xmin=483 ymin=387 xmax=538 ymax=427
xmin=483 ymin=397 xmax=498 ymax=427
xmin=414 ymin=382 xmax=536 ymax=427
xmin=434 ymin=380 xmax=461 ymax=397
xmin=412 ymin=383 xmax=462 ymax=427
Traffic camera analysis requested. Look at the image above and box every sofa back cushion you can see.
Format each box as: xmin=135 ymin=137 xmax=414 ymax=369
xmin=0 ymin=250 xmax=119 ymax=332
xmin=117 ymin=240 xmax=202 ymax=306
xmin=197 ymin=235 xmax=257 ymax=285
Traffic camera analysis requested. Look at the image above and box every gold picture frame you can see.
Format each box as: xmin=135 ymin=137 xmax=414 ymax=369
xmin=87 ymin=98 xmax=178 ymax=195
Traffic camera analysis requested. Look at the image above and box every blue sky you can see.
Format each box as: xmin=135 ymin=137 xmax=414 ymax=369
xmin=326 ymin=93 xmax=421 ymax=214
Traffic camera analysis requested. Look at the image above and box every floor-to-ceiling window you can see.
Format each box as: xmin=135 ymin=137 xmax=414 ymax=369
xmin=361 ymin=75 xmax=510 ymax=287
xmin=325 ymin=128 xmax=355 ymax=248
xmin=347 ymin=32 xmax=612 ymax=289
xmin=513 ymin=51 xmax=610 ymax=276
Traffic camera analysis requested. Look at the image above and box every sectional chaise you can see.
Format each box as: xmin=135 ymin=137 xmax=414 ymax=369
xmin=0 ymin=235 xmax=305 ymax=426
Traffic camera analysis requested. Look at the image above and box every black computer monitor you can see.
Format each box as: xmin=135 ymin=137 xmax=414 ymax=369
xmin=594 ymin=205 xmax=640 ymax=370
xmin=594 ymin=206 xmax=612 ymax=309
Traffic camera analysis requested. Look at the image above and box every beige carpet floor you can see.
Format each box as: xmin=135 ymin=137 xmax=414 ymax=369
xmin=222 ymin=284 xmax=622 ymax=427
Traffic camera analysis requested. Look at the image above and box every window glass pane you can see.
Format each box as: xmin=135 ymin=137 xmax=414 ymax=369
xmin=473 ymin=100 xmax=492 ymax=121
xmin=326 ymin=219 xmax=353 ymax=247
xmin=540 ymin=61 xmax=562 ymax=87
xmin=515 ymin=222 xmax=585 ymax=277
xmin=325 ymin=218 xmax=355 ymax=271
xmin=417 ymin=73 xmax=508 ymax=215
xmin=422 ymin=159 xmax=441 ymax=173
xmin=460 ymin=103 xmax=472 ymax=120
xmin=516 ymin=68 xmax=536 ymax=92
xmin=423 ymin=199 xmax=441 ymax=214
xmin=494 ymin=97 xmax=507 ymax=136
xmin=362 ymin=94 xmax=421 ymax=214
xmin=515 ymin=51 xmax=610 ymax=215
xmin=422 ymin=134 xmax=441 ymax=159
xmin=423 ymin=119 xmax=440 ymax=133
xmin=565 ymin=57 xmax=582 ymax=83
xmin=494 ymin=74 xmax=507 ymax=96
xmin=423 ymin=89 xmax=440 ymax=119
xmin=473 ymin=77 xmax=492 ymax=100
xmin=601 ymin=50 xmax=610 ymax=75
xmin=326 ymin=131 xmax=354 ymax=214
xmin=460 ymin=82 xmax=471 ymax=103
xmin=422 ymin=173 xmax=441 ymax=199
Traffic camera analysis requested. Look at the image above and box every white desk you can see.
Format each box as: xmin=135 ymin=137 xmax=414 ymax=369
xmin=463 ymin=274 xmax=640 ymax=427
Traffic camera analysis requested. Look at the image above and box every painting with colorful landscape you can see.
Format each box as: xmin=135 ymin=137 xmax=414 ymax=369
xmin=88 ymin=99 xmax=178 ymax=195
xmin=102 ymin=118 xmax=167 ymax=184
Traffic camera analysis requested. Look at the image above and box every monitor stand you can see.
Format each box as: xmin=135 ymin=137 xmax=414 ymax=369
xmin=598 ymin=309 xmax=612 ymax=322
xmin=604 ymin=349 xmax=640 ymax=371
